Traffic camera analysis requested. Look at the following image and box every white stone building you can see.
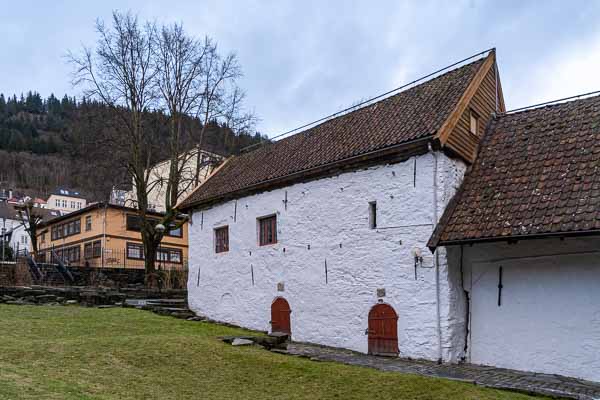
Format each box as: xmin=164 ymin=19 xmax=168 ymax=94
xmin=429 ymin=94 xmax=600 ymax=382
xmin=179 ymin=51 xmax=502 ymax=363
xmin=179 ymin=49 xmax=600 ymax=382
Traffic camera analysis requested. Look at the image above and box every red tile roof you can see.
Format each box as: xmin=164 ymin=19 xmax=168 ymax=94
xmin=430 ymin=94 xmax=600 ymax=247
xmin=179 ymin=57 xmax=486 ymax=209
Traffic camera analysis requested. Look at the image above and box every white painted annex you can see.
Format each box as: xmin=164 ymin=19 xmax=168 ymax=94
xmin=1 ymin=215 xmax=30 ymax=253
xmin=187 ymin=151 xmax=468 ymax=362
xmin=450 ymin=237 xmax=600 ymax=382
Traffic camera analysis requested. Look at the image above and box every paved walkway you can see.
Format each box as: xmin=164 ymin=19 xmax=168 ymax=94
xmin=277 ymin=343 xmax=600 ymax=400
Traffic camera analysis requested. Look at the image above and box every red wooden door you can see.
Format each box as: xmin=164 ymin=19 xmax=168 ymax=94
xmin=368 ymin=304 xmax=398 ymax=356
xmin=271 ymin=297 xmax=291 ymax=335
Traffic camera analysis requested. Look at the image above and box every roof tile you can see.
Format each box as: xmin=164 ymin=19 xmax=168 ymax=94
xmin=432 ymin=94 xmax=600 ymax=245
xmin=179 ymin=58 xmax=486 ymax=209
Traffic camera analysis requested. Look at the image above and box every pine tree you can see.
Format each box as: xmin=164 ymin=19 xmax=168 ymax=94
xmin=0 ymin=94 xmax=6 ymax=117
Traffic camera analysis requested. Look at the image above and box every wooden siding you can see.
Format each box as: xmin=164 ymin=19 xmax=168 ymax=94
xmin=436 ymin=51 xmax=505 ymax=163
xmin=446 ymin=65 xmax=501 ymax=162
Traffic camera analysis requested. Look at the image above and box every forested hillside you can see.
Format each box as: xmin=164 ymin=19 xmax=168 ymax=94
xmin=0 ymin=91 xmax=265 ymax=201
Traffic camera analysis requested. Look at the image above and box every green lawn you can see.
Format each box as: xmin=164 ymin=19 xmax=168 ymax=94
xmin=0 ymin=305 xmax=545 ymax=400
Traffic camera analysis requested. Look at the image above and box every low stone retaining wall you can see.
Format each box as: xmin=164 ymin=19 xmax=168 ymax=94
xmin=0 ymin=262 xmax=20 ymax=286
xmin=0 ymin=260 xmax=187 ymax=290
xmin=66 ymin=265 xmax=147 ymax=287
xmin=0 ymin=285 xmax=187 ymax=307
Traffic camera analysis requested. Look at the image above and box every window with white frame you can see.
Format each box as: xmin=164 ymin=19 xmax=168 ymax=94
xmin=126 ymin=243 xmax=144 ymax=260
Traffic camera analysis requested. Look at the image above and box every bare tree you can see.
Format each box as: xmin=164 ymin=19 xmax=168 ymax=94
xmin=69 ymin=11 xmax=166 ymax=285
xmin=154 ymin=23 xmax=207 ymax=210
xmin=192 ymin=40 xmax=255 ymax=186
xmin=70 ymin=11 xmax=256 ymax=287
xmin=14 ymin=201 xmax=44 ymax=258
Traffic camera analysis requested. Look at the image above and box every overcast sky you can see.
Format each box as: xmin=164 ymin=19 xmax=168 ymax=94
xmin=1 ymin=1 xmax=599 ymax=137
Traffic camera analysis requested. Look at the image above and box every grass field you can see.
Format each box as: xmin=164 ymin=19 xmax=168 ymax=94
xmin=0 ymin=305 xmax=547 ymax=400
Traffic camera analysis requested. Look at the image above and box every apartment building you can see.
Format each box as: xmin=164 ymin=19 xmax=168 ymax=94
xmin=37 ymin=202 xmax=188 ymax=269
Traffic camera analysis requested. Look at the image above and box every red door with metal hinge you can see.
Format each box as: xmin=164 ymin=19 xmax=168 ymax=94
xmin=271 ymin=297 xmax=291 ymax=335
xmin=368 ymin=303 xmax=398 ymax=356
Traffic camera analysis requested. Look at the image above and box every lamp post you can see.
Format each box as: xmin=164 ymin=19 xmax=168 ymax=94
xmin=1 ymin=217 xmax=6 ymax=262
xmin=154 ymin=223 xmax=166 ymax=289
xmin=155 ymin=223 xmax=166 ymax=269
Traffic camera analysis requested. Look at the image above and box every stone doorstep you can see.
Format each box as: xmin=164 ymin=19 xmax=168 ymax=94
xmin=220 ymin=333 xmax=290 ymax=351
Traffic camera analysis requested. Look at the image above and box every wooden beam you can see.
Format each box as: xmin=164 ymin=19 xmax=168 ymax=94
xmin=436 ymin=51 xmax=496 ymax=145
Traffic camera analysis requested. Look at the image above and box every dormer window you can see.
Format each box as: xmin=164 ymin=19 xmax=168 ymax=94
xmin=470 ymin=109 xmax=479 ymax=135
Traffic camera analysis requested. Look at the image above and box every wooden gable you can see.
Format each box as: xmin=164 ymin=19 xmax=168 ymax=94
xmin=435 ymin=50 xmax=505 ymax=163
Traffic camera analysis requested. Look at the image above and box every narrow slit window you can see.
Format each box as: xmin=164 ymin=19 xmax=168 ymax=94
xmin=469 ymin=109 xmax=479 ymax=135
xmin=215 ymin=226 xmax=229 ymax=253
xmin=369 ymin=201 xmax=377 ymax=229
xmin=258 ymin=215 xmax=277 ymax=246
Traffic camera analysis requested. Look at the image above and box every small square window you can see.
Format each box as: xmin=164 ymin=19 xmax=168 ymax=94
xmin=258 ymin=215 xmax=277 ymax=246
xmin=369 ymin=201 xmax=377 ymax=229
xmin=469 ymin=110 xmax=479 ymax=135
xmin=215 ymin=226 xmax=229 ymax=253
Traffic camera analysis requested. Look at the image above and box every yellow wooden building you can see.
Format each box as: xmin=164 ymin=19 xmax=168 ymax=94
xmin=36 ymin=203 xmax=188 ymax=269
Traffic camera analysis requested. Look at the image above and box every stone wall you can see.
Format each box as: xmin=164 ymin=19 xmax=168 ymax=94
xmin=451 ymin=236 xmax=600 ymax=382
xmin=0 ymin=285 xmax=187 ymax=306
xmin=1 ymin=262 xmax=187 ymax=289
xmin=0 ymin=262 xmax=16 ymax=286
xmin=187 ymin=152 xmax=467 ymax=362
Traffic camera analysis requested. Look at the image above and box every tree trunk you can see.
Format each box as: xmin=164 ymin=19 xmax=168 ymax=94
xmin=30 ymin=233 xmax=38 ymax=259
xmin=143 ymin=232 xmax=159 ymax=288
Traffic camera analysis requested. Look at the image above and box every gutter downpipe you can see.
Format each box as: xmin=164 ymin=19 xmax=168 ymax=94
xmin=429 ymin=142 xmax=443 ymax=364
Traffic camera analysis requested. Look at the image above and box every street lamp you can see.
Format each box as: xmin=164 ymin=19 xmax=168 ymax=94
xmin=1 ymin=226 xmax=5 ymax=262
xmin=155 ymin=223 xmax=166 ymax=270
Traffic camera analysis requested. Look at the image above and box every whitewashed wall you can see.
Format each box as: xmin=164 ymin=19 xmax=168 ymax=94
xmin=188 ymin=152 xmax=466 ymax=361
xmin=2 ymin=217 xmax=29 ymax=253
xmin=457 ymin=237 xmax=600 ymax=382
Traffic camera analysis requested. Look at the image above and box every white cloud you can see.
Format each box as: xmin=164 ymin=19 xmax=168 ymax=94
xmin=508 ymin=33 xmax=600 ymax=110
xmin=1 ymin=1 xmax=599 ymax=136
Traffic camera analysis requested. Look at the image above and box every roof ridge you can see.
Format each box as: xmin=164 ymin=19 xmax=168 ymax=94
xmin=180 ymin=52 xmax=488 ymax=210
xmin=431 ymin=89 xmax=600 ymax=246
xmin=502 ymin=91 xmax=600 ymax=116
xmin=242 ymin=50 xmax=493 ymax=152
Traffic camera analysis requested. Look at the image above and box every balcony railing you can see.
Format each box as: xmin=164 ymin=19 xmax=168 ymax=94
xmin=37 ymin=247 xmax=187 ymax=270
